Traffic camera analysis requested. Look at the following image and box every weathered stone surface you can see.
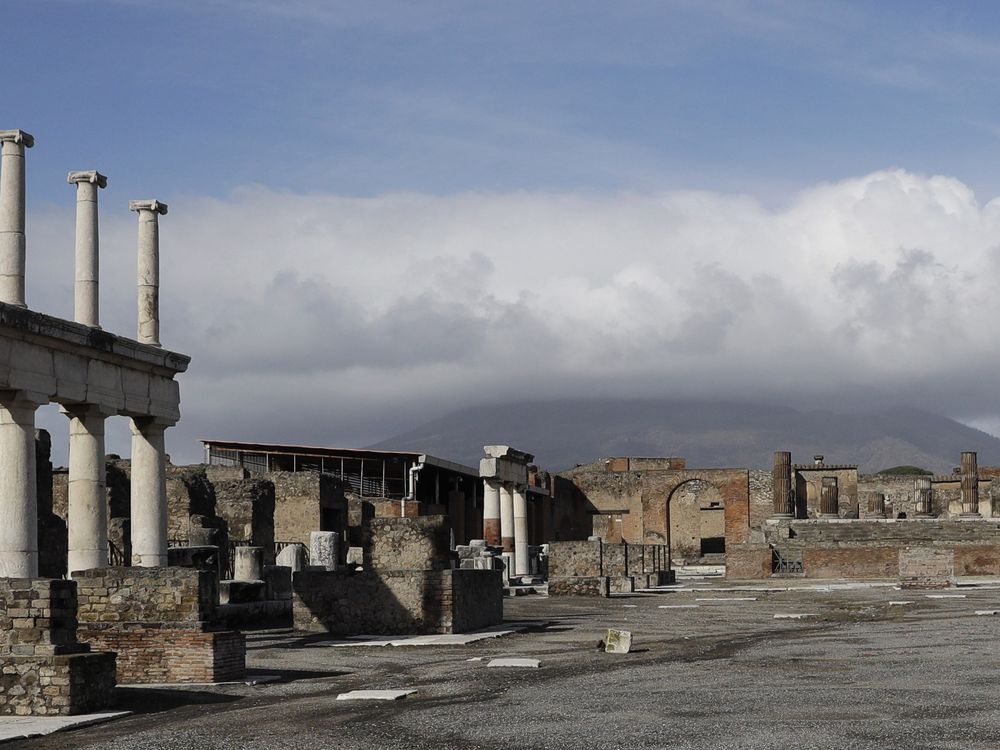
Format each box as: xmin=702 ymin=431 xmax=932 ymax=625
xmin=604 ymin=628 xmax=632 ymax=654
xmin=309 ymin=531 xmax=339 ymax=571
xmin=370 ymin=516 xmax=451 ymax=572
xmin=276 ymin=543 xmax=307 ymax=571
xmin=547 ymin=576 xmax=610 ymax=597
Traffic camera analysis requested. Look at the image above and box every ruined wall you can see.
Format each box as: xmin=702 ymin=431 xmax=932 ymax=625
xmin=748 ymin=470 xmax=772 ymax=538
xmin=794 ymin=466 xmax=859 ymax=518
xmin=270 ymin=471 xmax=347 ymax=546
xmin=370 ymin=515 xmax=452 ymax=572
xmin=36 ymin=430 xmax=68 ymax=578
xmin=75 ymin=567 xmax=217 ymax=624
xmin=292 ymin=569 xmax=502 ymax=635
xmin=165 ymin=466 xmax=218 ymax=543
xmin=214 ymin=478 xmax=276 ymax=563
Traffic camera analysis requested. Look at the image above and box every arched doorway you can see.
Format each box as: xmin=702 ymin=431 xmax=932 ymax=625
xmin=668 ymin=479 xmax=726 ymax=564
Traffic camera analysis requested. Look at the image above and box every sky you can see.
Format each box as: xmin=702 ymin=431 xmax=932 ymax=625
xmin=6 ymin=0 xmax=1000 ymax=464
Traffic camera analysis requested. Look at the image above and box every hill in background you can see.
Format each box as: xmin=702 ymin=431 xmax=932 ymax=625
xmin=368 ymin=399 xmax=1000 ymax=474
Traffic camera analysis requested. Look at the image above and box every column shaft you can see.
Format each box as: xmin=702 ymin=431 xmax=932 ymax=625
xmin=0 ymin=132 xmax=32 ymax=307
xmin=130 ymin=419 xmax=168 ymax=566
xmin=67 ymin=409 xmax=108 ymax=573
xmin=772 ymin=451 xmax=793 ymax=517
xmin=915 ymin=477 xmax=932 ymax=516
xmin=69 ymin=172 xmax=106 ymax=327
xmin=483 ymin=478 xmax=500 ymax=545
xmin=513 ymin=484 xmax=529 ymax=576
xmin=499 ymin=482 xmax=514 ymax=553
xmin=961 ymin=451 xmax=980 ymax=516
xmin=0 ymin=398 xmax=38 ymax=576
xmin=130 ymin=200 xmax=167 ymax=347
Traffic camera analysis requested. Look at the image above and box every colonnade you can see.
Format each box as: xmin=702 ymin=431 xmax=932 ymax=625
xmin=0 ymin=129 xmax=177 ymax=577
xmin=482 ymin=478 xmax=531 ymax=576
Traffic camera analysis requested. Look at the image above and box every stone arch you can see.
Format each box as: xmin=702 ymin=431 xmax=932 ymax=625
xmin=667 ymin=478 xmax=727 ymax=564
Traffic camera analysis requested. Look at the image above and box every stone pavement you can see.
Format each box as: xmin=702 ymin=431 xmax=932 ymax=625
xmin=0 ymin=712 xmax=129 ymax=743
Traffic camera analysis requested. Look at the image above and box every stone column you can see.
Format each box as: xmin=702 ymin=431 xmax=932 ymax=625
xmin=0 ymin=393 xmax=41 ymax=576
xmin=499 ymin=482 xmax=515 ymax=554
xmin=129 ymin=199 xmax=168 ymax=347
xmin=483 ymin=478 xmax=501 ymax=546
xmin=0 ymin=130 xmax=33 ymax=307
xmin=65 ymin=405 xmax=110 ymax=574
xmin=961 ymin=451 xmax=980 ymax=516
xmin=513 ymin=484 xmax=529 ymax=576
xmin=772 ymin=451 xmax=794 ymax=517
xmin=915 ymin=477 xmax=932 ymax=517
xmin=68 ymin=171 xmax=107 ymax=327
xmin=130 ymin=418 xmax=169 ymax=566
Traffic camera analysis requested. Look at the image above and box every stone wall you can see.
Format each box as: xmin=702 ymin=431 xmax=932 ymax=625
xmin=36 ymin=430 xmax=68 ymax=578
xmin=0 ymin=579 xmax=116 ymax=715
xmin=75 ymin=567 xmax=216 ymax=625
xmin=292 ymin=569 xmax=502 ymax=635
xmin=371 ymin=515 xmax=452 ymax=572
xmin=548 ymin=540 xmax=602 ymax=577
xmin=548 ymin=539 xmax=670 ymax=595
xmin=215 ymin=478 xmax=276 ymax=563
xmin=165 ymin=466 xmax=217 ymax=542
xmin=271 ymin=471 xmax=347 ymax=546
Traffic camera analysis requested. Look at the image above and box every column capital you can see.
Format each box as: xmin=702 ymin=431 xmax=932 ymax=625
xmin=129 ymin=199 xmax=168 ymax=215
xmin=0 ymin=130 xmax=34 ymax=147
xmin=67 ymin=170 xmax=108 ymax=188
xmin=60 ymin=403 xmax=116 ymax=420
xmin=130 ymin=415 xmax=176 ymax=432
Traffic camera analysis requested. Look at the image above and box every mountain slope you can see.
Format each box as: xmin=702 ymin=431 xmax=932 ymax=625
xmin=367 ymin=399 xmax=1000 ymax=474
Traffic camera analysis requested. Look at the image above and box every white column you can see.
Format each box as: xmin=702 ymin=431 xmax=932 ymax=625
xmin=500 ymin=482 xmax=514 ymax=554
xmin=129 ymin=199 xmax=167 ymax=347
xmin=65 ymin=405 xmax=109 ymax=574
xmin=0 ymin=130 xmax=33 ymax=308
xmin=513 ymin=484 xmax=529 ymax=576
xmin=130 ymin=418 xmax=169 ymax=566
xmin=483 ymin=478 xmax=501 ymax=546
xmin=68 ymin=171 xmax=107 ymax=328
xmin=0 ymin=394 xmax=40 ymax=576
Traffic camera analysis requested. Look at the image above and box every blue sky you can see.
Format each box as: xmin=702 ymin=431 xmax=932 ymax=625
xmin=9 ymin=1 xmax=1000 ymax=464
xmin=8 ymin=1 xmax=1000 ymax=206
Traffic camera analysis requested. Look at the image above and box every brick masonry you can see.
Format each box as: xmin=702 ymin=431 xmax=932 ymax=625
xmin=73 ymin=567 xmax=245 ymax=684
xmin=0 ymin=579 xmax=116 ymax=715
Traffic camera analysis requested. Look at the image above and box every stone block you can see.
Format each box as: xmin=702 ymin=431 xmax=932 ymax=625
xmin=276 ymin=543 xmax=308 ymax=572
xmin=605 ymin=628 xmax=632 ymax=654
xmin=233 ymin=546 xmax=264 ymax=582
xmin=310 ymin=531 xmax=340 ymax=572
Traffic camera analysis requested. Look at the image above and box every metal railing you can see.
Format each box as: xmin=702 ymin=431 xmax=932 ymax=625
xmin=771 ymin=546 xmax=803 ymax=576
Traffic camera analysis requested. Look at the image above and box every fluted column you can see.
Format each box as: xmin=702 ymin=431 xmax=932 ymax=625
xmin=513 ymin=483 xmax=528 ymax=576
xmin=0 ymin=393 xmax=41 ymax=576
xmin=961 ymin=451 xmax=980 ymax=516
xmin=68 ymin=171 xmax=107 ymax=327
xmin=499 ymin=482 xmax=514 ymax=553
xmin=129 ymin=199 xmax=167 ymax=347
xmin=483 ymin=478 xmax=501 ymax=546
xmin=65 ymin=405 xmax=110 ymax=574
xmin=772 ymin=451 xmax=794 ymax=517
xmin=0 ymin=130 xmax=33 ymax=307
xmin=130 ymin=418 xmax=169 ymax=566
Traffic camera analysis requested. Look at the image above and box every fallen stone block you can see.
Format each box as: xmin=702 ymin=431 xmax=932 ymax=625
xmin=487 ymin=658 xmax=540 ymax=668
xmin=604 ymin=628 xmax=632 ymax=654
xmin=336 ymin=689 xmax=416 ymax=701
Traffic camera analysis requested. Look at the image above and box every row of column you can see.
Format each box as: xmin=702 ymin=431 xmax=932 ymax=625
xmin=482 ymin=479 xmax=530 ymax=576
xmin=0 ymin=129 xmax=174 ymax=577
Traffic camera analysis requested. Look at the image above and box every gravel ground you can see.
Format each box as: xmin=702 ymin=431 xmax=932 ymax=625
xmin=10 ymin=583 xmax=1000 ymax=749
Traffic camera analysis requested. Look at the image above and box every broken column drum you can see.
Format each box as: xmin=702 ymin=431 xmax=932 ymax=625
xmin=772 ymin=451 xmax=794 ymax=517
xmin=960 ymin=451 xmax=980 ymax=516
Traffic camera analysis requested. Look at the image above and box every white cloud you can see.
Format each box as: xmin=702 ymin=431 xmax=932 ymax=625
xmin=22 ymin=169 xmax=1000 ymax=464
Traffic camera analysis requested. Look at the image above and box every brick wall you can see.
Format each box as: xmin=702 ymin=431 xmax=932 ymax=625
xmin=801 ymin=547 xmax=899 ymax=579
xmin=292 ymin=569 xmax=502 ymax=635
xmin=898 ymin=547 xmax=954 ymax=587
xmin=725 ymin=544 xmax=772 ymax=579
xmin=78 ymin=625 xmax=244 ymax=684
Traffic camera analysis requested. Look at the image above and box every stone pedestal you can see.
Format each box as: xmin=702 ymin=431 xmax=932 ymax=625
xmin=233 ymin=546 xmax=263 ymax=581
xmin=310 ymin=531 xmax=339 ymax=571
xmin=276 ymin=543 xmax=308 ymax=572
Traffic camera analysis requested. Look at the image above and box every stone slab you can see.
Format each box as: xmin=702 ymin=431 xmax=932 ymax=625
xmin=658 ymin=604 xmax=699 ymax=609
xmin=336 ymin=689 xmax=416 ymax=701
xmin=926 ymin=594 xmax=966 ymax=599
xmin=487 ymin=658 xmax=540 ymax=668
xmin=974 ymin=610 xmax=1000 ymax=616
xmin=773 ymin=613 xmax=817 ymax=620
xmin=0 ymin=711 xmax=131 ymax=742
xmin=330 ymin=621 xmax=548 ymax=648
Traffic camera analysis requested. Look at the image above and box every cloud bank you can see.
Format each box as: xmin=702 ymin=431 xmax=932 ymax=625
xmin=24 ymin=169 xmax=1000 ymax=463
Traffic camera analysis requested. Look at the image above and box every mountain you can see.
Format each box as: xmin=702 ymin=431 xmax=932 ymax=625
xmin=366 ymin=399 xmax=1000 ymax=474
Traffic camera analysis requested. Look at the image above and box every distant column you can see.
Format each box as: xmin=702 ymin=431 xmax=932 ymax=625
xmin=513 ymin=484 xmax=528 ymax=576
xmin=68 ymin=171 xmax=107 ymax=327
xmin=915 ymin=477 xmax=932 ymax=517
xmin=130 ymin=418 xmax=169 ymax=566
xmin=772 ymin=451 xmax=794 ymax=517
xmin=0 ymin=394 xmax=40 ymax=576
xmin=65 ymin=405 xmax=109 ymax=574
xmin=499 ymin=482 xmax=515 ymax=553
xmin=0 ymin=130 xmax=33 ymax=307
xmin=483 ymin=478 xmax=501 ymax=546
xmin=960 ymin=451 xmax=980 ymax=516
xmin=129 ymin=199 xmax=168 ymax=347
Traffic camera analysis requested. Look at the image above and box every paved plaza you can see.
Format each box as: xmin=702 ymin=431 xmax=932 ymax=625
xmin=6 ymin=580 xmax=1000 ymax=749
